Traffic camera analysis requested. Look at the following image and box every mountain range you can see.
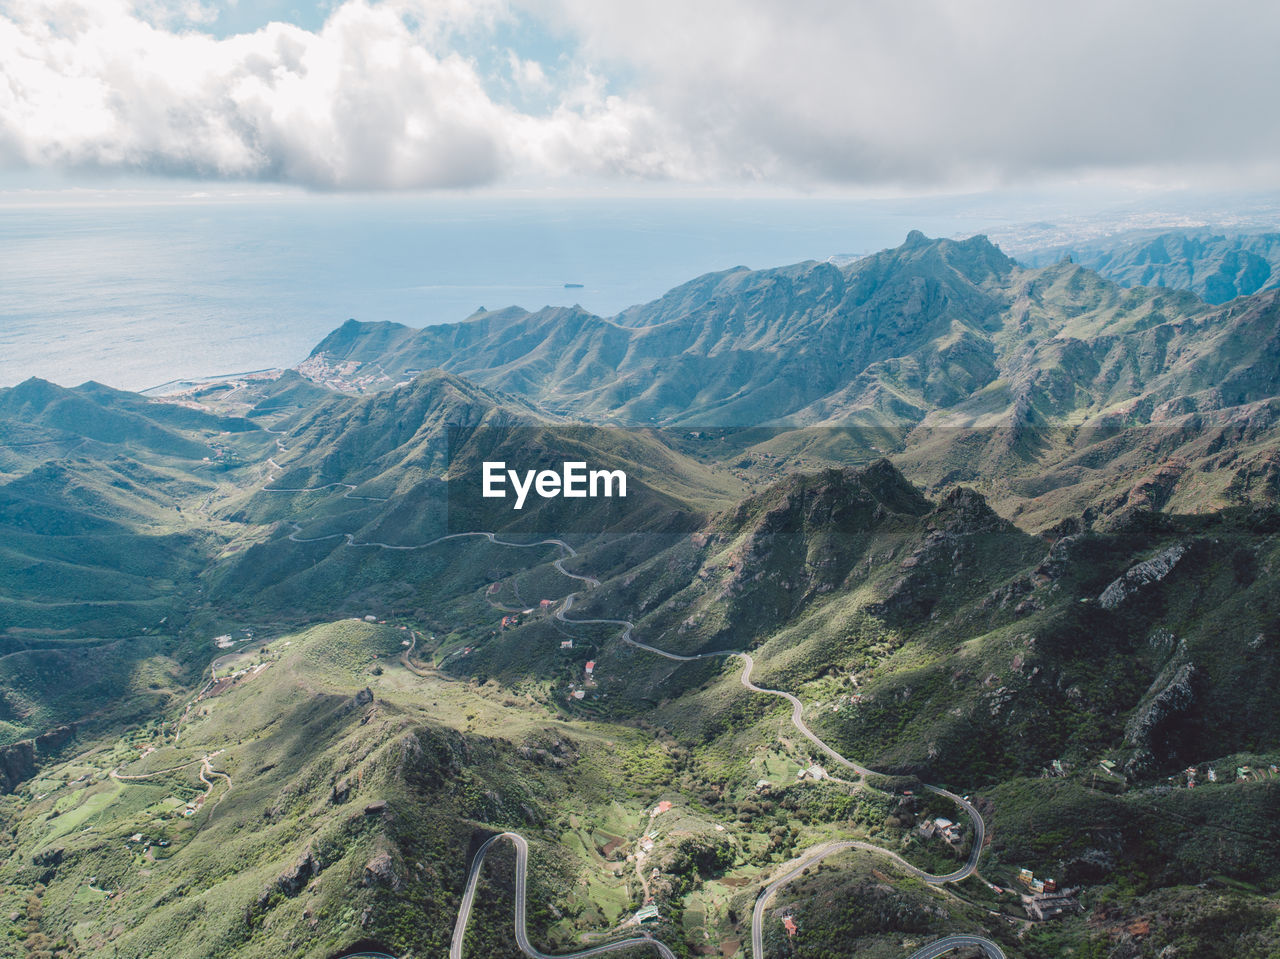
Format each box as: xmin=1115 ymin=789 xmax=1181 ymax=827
xmin=1021 ymin=230 xmax=1280 ymax=304
xmin=303 ymin=231 xmax=1277 ymax=427
xmin=0 ymin=230 xmax=1278 ymax=959
xmin=300 ymin=232 xmax=1280 ymax=533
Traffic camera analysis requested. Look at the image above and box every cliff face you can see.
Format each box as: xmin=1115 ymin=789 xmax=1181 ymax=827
xmin=0 ymin=725 xmax=76 ymax=794
xmin=0 ymin=739 xmax=36 ymax=794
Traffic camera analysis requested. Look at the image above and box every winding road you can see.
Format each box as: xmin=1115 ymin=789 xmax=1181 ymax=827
xmin=451 ymin=833 xmax=676 ymax=959
xmin=111 ymin=748 xmax=232 ymax=814
xmin=555 ymin=595 xmax=998 ymax=958
xmin=265 ymin=475 xmax=389 ymax=502
xmin=261 ymin=457 xmax=1004 ymax=958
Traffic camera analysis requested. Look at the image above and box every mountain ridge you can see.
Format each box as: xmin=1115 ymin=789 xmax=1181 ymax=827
xmin=290 ymin=233 xmax=1280 ymax=528
xmin=300 ymin=233 xmax=1024 ymax=425
xmin=1021 ymin=229 xmax=1280 ymax=304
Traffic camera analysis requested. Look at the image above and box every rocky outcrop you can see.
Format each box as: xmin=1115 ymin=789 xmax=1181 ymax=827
xmin=275 ymin=849 xmax=321 ymax=898
xmin=398 ymin=727 xmax=468 ymax=788
xmin=331 ymin=776 xmax=351 ymax=804
xmin=711 ymin=462 xmax=933 ymax=619
xmin=930 ymin=486 xmax=1005 ymax=533
xmin=1099 ymin=544 xmax=1187 ymax=609
xmin=516 ymin=737 xmax=578 ymax=768
xmin=0 ymin=725 xmax=77 ymax=794
xmin=362 ymin=850 xmax=401 ymax=890
xmin=255 ymin=848 xmax=324 ymax=909
xmin=1035 ymin=533 xmax=1083 ymax=580
xmin=1124 ymin=657 xmax=1198 ymax=775
xmin=879 ymin=486 xmax=1028 ymax=622
xmin=32 ymin=847 xmax=64 ymax=868
xmin=1061 ymin=846 xmax=1118 ymax=884
xmin=35 ymin=725 xmax=75 ymax=754
xmin=0 ymin=740 xmax=36 ymax=794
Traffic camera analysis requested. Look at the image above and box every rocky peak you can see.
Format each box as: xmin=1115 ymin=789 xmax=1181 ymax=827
xmin=928 ymin=486 xmax=1003 ymax=533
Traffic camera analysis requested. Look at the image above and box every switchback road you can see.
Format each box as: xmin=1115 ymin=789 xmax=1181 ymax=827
xmin=556 ymin=580 xmax=995 ymax=956
xmin=751 ymin=843 xmax=1006 ymax=959
xmin=450 ymin=832 xmax=676 ymax=959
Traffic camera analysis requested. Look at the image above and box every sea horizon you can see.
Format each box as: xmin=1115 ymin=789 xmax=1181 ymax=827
xmin=6 ymin=189 xmax=1252 ymax=394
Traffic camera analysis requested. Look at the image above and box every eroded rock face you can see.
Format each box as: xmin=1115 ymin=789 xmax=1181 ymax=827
xmin=932 ymin=486 xmax=1005 ymax=533
xmin=1036 ymin=533 xmax=1083 ymax=580
xmin=258 ymin=849 xmax=322 ymax=908
xmin=516 ymin=737 xmax=578 ymax=768
xmin=1124 ymin=659 xmax=1198 ymax=775
xmin=32 ymin=847 xmax=64 ymax=868
xmin=1099 ymin=543 xmax=1188 ymax=609
xmin=878 ymin=486 xmax=1020 ymax=623
xmin=35 ymin=725 xmax=76 ymax=753
xmin=0 ymin=725 xmax=76 ymax=794
xmin=331 ymin=777 xmax=351 ymax=804
xmin=277 ymin=849 xmax=321 ymax=897
xmin=0 ymin=740 xmax=36 ymax=794
xmin=1061 ymin=846 xmax=1118 ymax=884
xmin=362 ymin=850 xmax=400 ymax=890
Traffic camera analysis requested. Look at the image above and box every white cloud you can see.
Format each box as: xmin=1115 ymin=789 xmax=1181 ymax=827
xmin=540 ymin=0 xmax=1280 ymax=190
xmin=132 ymin=0 xmax=221 ymax=28
xmin=506 ymin=50 xmax=547 ymax=95
xmin=2 ymin=0 xmax=1280 ymax=191
xmin=0 ymin=0 xmax=679 ymax=188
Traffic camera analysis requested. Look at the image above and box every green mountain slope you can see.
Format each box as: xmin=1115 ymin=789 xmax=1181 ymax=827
xmin=1021 ymin=230 xmax=1280 ymax=304
xmin=296 ymin=234 xmax=1280 ymax=536
xmin=301 ymin=233 xmax=1020 ymax=425
xmin=0 ymin=380 xmax=281 ymax=747
xmin=0 ymin=378 xmax=256 ymax=464
xmin=300 ymin=233 xmax=1280 ymax=434
xmin=0 ymin=620 xmax=605 ymax=959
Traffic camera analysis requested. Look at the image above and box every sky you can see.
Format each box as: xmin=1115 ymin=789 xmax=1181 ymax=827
xmin=3 ymin=0 xmax=1280 ymax=197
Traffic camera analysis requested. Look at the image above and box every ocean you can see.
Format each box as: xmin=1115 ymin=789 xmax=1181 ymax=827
xmin=0 ymin=193 xmax=1026 ymax=392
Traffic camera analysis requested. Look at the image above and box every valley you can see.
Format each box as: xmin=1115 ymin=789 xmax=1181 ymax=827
xmin=1 ymin=233 xmax=1278 ymax=959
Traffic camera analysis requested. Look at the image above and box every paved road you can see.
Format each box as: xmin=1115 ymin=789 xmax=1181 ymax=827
xmin=266 ymin=480 xmax=389 ymax=502
xmin=556 ymin=594 xmax=995 ymax=957
xmin=554 ymin=598 xmax=985 ymax=884
xmin=451 ymin=832 xmax=676 ymax=959
xmin=110 ymin=756 xmax=204 ymax=781
xmin=199 ymin=752 xmax=233 ymax=814
xmin=262 ymin=439 xmax=386 ymax=500
xmin=747 ymin=838 xmax=1003 ymax=958
xmin=112 ymin=748 xmax=232 ymax=816
xmin=283 ymin=525 xmax=593 ymax=577
xmin=904 ymin=935 xmax=1007 ymax=958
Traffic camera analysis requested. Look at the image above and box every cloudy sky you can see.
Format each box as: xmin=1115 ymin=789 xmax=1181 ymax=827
xmin=3 ymin=0 xmax=1280 ymax=194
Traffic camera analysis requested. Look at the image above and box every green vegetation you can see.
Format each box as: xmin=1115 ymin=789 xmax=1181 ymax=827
xmin=3 ymin=232 xmax=1280 ymax=956
xmin=1021 ymin=229 xmax=1280 ymax=304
